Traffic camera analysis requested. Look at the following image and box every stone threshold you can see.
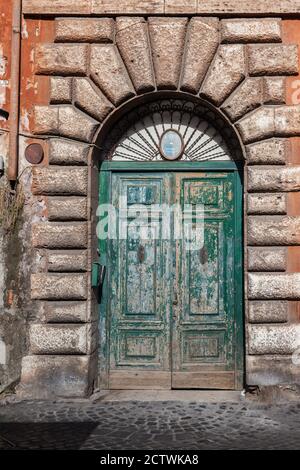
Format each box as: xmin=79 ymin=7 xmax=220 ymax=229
xmin=92 ymin=390 xmax=244 ymax=402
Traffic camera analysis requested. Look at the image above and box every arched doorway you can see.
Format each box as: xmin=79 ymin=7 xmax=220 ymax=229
xmin=96 ymin=96 xmax=244 ymax=390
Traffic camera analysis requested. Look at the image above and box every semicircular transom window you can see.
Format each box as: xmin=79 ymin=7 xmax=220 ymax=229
xmin=106 ymin=98 xmax=242 ymax=162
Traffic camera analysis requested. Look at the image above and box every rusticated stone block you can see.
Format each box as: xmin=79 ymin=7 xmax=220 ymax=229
xmin=55 ymin=18 xmax=114 ymax=43
xmin=221 ymin=78 xmax=263 ymax=122
xmin=18 ymin=354 xmax=97 ymax=398
xmin=32 ymin=167 xmax=88 ymax=196
xmin=248 ymin=44 xmax=298 ymax=76
xmin=248 ymin=300 xmax=288 ymax=323
xmin=90 ymin=45 xmax=135 ymax=106
xmin=34 ymin=106 xmax=98 ymax=142
xmin=248 ymin=216 xmax=300 ymax=245
xmin=247 ymin=193 xmax=287 ymax=215
xmin=31 ymin=273 xmax=88 ymax=300
xmin=247 ymin=324 xmax=300 ymax=354
xmin=74 ymin=78 xmax=114 ymax=122
xmin=34 ymin=106 xmax=58 ymax=135
xmin=47 ymin=250 xmax=88 ymax=272
xmin=47 ymin=197 xmax=88 ymax=221
xmin=248 ymin=247 xmax=287 ymax=272
xmin=149 ymin=17 xmax=188 ymax=90
xmin=32 ymin=223 xmax=88 ymax=249
xmin=45 ymin=301 xmax=90 ymax=323
xmin=201 ymin=45 xmax=246 ymax=106
xmin=247 ymin=355 xmax=300 ymax=386
xmin=248 ymin=273 xmax=300 ymax=299
xmin=275 ymin=105 xmax=300 ymax=136
xmin=35 ymin=44 xmax=88 ymax=76
xmin=29 ymin=323 xmax=97 ymax=354
xmin=248 ymin=166 xmax=300 ymax=192
xmin=237 ymin=107 xmax=275 ymax=144
xmin=58 ymin=106 xmax=99 ymax=142
xmin=49 ymin=139 xmax=89 ymax=166
xmin=116 ymin=17 xmax=155 ymax=94
xmin=50 ymin=77 xmax=72 ymax=104
xmin=263 ymin=77 xmax=286 ymax=105
xmin=246 ymin=139 xmax=289 ymax=165
xmin=221 ymin=19 xmax=282 ymax=44
xmin=180 ymin=17 xmax=219 ymax=94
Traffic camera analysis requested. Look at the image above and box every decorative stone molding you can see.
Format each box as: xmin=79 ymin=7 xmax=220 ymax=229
xmin=22 ymin=1 xmax=300 ymax=16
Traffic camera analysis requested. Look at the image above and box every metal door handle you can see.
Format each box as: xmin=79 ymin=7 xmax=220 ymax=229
xmin=173 ymin=291 xmax=178 ymax=305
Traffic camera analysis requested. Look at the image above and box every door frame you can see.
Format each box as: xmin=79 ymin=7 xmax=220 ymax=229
xmin=98 ymin=160 xmax=244 ymax=390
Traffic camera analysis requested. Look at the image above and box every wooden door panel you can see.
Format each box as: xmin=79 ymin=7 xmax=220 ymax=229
xmin=172 ymin=173 xmax=239 ymax=389
xmin=108 ymin=173 xmax=172 ymax=389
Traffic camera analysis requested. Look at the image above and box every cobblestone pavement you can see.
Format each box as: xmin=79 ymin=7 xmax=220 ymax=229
xmin=0 ymin=399 xmax=299 ymax=450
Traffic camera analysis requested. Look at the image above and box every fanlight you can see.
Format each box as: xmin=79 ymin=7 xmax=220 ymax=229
xmin=107 ymin=99 xmax=239 ymax=162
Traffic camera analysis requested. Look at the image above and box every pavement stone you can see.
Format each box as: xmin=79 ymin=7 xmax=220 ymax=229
xmin=0 ymin=399 xmax=299 ymax=450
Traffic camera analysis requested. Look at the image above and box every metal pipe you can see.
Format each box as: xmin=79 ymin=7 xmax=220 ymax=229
xmin=8 ymin=0 xmax=22 ymax=181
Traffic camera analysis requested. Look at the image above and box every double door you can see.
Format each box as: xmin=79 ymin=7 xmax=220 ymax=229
xmin=99 ymin=166 xmax=243 ymax=390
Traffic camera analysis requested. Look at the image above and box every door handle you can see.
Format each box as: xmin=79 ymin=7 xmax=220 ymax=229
xmin=173 ymin=291 xmax=178 ymax=305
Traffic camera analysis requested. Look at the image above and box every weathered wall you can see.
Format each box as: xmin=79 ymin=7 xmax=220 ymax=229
xmin=0 ymin=0 xmax=27 ymax=393
xmin=1 ymin=1 xmax=300 ymax=398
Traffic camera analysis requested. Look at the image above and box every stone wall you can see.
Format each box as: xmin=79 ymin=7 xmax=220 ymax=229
xmin=2 ymin=8 xmax=300 ymax=397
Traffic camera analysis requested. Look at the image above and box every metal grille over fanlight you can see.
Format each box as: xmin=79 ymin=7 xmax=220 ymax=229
xmin=103 ymin=98 xmax=242 ymax=162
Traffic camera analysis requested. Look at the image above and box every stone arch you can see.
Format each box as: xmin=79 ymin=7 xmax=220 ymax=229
xmin=21 ymin=16 xmax=300 ymax=398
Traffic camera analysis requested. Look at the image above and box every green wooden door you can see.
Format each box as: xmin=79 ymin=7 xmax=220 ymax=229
xmin=99 ymin=163 xmax=243 ymax=390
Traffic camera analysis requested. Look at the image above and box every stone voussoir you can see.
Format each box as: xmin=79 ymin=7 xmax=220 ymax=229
xmin=73 ymin=78 xmax=114 ymax=122
xmin=248 ymin=272 xmax=300 ymax=299
xmin=221 ymin=18 xmax=282 ymax=44
xmin=18 ymin=353 xmax=97 ymax=399
xmin=237 ymin=107 xmax=275 ymax=144
xmin=90 ymin=44 xmax=135 ymax=106
xmin=246 ymin=139 xmax=289 ymax=165
xmin=116 ymin=17 xmax=155 ymax=94
xmin=247 ymin=193 xmax=287 ymax=215
xmin=221 ymin=77 xmax=263 ymax=122
xmin=248 ymin=247 xmax=287 ymax=272
xmin=248 ymin=166 xmax=300 ymax=192
xmin=248 ymin=216 xmax=300 ymax=245
xmin=35 ymin=43 xmax=88 ymax=76
xmin=32 ymin=222 xmax=88 ymax=249
xmin=201 ymin=45 xmax=246 ymax=106
xmin=148 ymin=17 xmax=188 ymax=90
xmin=29 ymin=323 xmax=97 ymax=355
xmin=248 ymin=300 xmax=288 ymax=323
xmin=32 ymin=167 xmax=88 ymax=196
xmin=58 ymin=106 xmax=99 ymax=142
xmin=55 ymin=18 xmax=115 ymax=43
xmin=248 ymin=44 xmax=298 ymax=76
xmin=31 ymin=273 xmax=88 ymax=300
xmin=47 ymin=197 xmax=88 ymax=221
xmin=247 ymin=324 xmax=300 ymax=354
xmin=180 ymin=17 xmax=219 ymax=94
xmin=34 ymin=106 xmax=99 ymax=142
xmin=47 ymin=250 xmax=88 ymax=272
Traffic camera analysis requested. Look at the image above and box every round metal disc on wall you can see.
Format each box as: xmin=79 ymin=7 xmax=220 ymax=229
xmin=25 ymin=143 xmax=44 ymax=165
